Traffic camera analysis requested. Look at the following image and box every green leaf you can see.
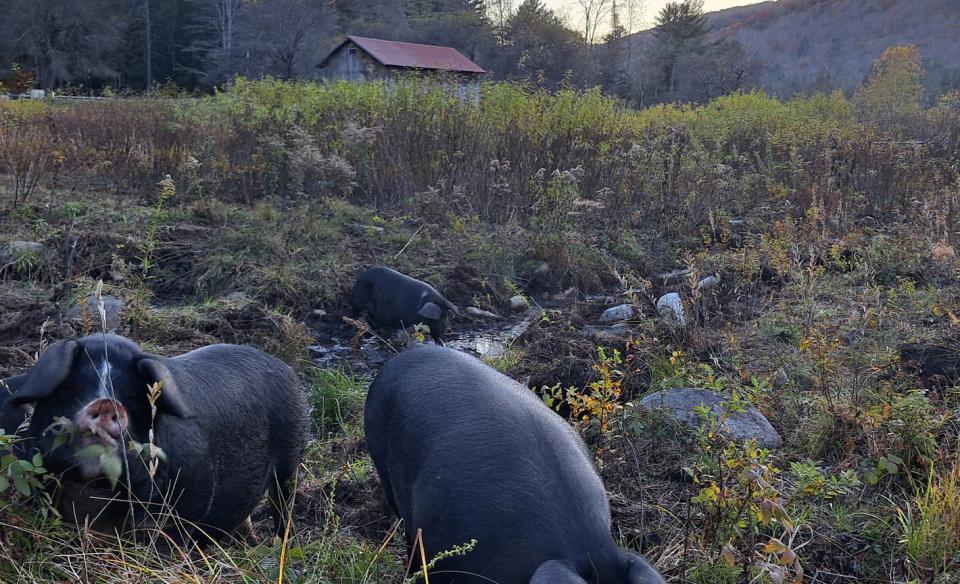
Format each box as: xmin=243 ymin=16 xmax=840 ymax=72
xmin=100 ymin=454 xmax=123 ymax=489
xmin=31 ymin=452 xmax=43 ymax=468
xmin=75 ymin=444 xmax=106 ymax=460
xmin=52 ymin=432 xmax=70 ymax=451
xmin=0 ymin=476 xmax=8 ymax=492
xmin=13 ymin=475 xmax=30 ymax=496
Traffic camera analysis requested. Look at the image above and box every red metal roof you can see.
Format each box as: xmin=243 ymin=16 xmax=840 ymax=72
xmin=337 ymin=36 xmax=485 ymax=74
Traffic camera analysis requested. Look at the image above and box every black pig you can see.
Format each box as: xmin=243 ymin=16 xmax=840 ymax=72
xmin=364 ymin=346 xmax=665 ymax=584
xmin=0 ymin=334 xmax=307 ymax=543
xmin=350 ymin=266 xmax=460 ymax=344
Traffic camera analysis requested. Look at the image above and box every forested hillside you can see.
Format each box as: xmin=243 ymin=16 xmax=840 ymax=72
xmin=627 ymin=0 xmax=960 ymax=102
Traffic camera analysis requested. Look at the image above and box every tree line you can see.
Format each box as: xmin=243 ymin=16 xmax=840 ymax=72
xmin=0 ymin=0 xmax=755 ymax=105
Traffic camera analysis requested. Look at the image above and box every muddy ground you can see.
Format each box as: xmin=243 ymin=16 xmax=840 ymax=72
xmin=2 ymin=188 xmax=959 ymax=583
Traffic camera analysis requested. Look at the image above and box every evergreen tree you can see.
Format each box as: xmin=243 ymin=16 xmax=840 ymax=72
xmin=600 ymin=1 xmax=629 ymax=97
xmin=651 ymin=0 xmax=707 ymax=98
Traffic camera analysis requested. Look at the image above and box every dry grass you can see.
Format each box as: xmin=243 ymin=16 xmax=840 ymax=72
xmin=1 ymin=79 xmax=959 ymax=582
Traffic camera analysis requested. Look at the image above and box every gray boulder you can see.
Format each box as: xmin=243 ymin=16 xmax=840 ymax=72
xmin=224 ymin=291 xmax=253 ymax=307
xmin=600 ymin=303 xmax=635 ymax=322
xmin=639 ymin=388 xmax=782 ymax=449
xmin=697 ymin=274 xmax=720 ymax=292
xmin=583 ymin=323 xmax=632 ymax=342
xmin=509 ymin=295 xmax=530 ymax=310
xmin=656 ymin=292 xmax=686 ymax=329
xmin=466 ymin=306 xmax=499 ymax=319
xmin=65 ymin=295 xmax=125 ymax=332
xmin=1 ymin=241 xmax=44 ymax=264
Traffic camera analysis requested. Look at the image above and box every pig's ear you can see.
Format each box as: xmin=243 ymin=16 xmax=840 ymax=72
xmin=137 ymin=358 xmax=193 ymax=418
xmin=8 ymin=340 xmax=80 ymax=407
xmin=417 ymin=302 xmax=444 ymax=321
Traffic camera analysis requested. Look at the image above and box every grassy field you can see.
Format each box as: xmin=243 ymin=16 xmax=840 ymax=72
xmin=1 ymin=78 xmax=959 ymax=583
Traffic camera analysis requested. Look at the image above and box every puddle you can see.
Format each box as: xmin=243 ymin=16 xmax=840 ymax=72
xmin=447 ymin=308 xmax=538 ymax=358
xmin=309 ymin=309 xmax=540 ymax=373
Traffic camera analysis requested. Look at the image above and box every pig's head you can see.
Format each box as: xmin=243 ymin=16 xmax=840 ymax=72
xmin=1 ymin=334 xmax=192 ymax=482
xmin=416 ymin=297 xmax=461 ymax=337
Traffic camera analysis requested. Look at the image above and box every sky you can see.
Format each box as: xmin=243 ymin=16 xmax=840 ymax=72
xmin=545 ymin=0 xmax=770 ymax=35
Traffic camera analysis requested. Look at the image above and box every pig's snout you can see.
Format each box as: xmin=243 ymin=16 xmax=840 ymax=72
xmin=76 ymin=398 xmax=129 ymax=440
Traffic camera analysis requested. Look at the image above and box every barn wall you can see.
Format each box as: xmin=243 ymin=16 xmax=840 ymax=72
xmin=322 ymin=43 xmax=387 ymax=82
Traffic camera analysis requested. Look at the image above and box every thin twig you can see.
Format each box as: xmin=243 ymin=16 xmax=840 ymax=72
xmin=395 ymin=225 xmax=425 ymax=259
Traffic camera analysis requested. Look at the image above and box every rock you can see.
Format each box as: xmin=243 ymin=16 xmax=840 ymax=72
xmin=530 ymin=262 xmax=550 ymax=276
xmin=552 ymin=287 xmax=578 ymax=302
xmin=600 ymin=304 xmax=635 ymax=322
xmin=466 ymin=306 xmax=499 ymax=319
xmin=697 ymin=274 xmax=720 ymax=292
xmin=225 ymin=291 xmax=252 ymax=306
xmin=639 ymin=388 xmax=782 ymax=449
xmin=509 ymin=295 xmax=529 ymax=310
xmin=9 ymin=241 xmax=44 ymax=254
xmin=583 ymin=323 xmax=632 ymax=342
xmin=353 ymin=223 xmax=385 ymax=234
xmin=312 ymin=308 xmax=327 ymax=318
xmin=656 ymin=293 xmax=686 ymax=329
xmin=585 ymin=293 xmax=616 ymax=304
xmin=65 ymin=295 xmax=124 ymax=332
xmin=654 ymin=268 xmax=693 ymax=287
xmin=1 ymin=241 xmax=44 ymax=263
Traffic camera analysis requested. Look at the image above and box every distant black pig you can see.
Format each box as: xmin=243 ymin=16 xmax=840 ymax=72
xmin=364 ymin=346 xmax=665 ymax=584
xmin=350 ymin=266 xmax=461 ymax=344
xmin=0 ymin=334 xmax=307 ymax=543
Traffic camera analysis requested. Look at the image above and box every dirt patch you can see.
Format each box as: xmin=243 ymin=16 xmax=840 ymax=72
xmin=899 ymin=341 xmax=960 ymax=388
xmin=259 ymin=435 xmax=396 ymax=548
xmin=0 ymin=283 xmax=72 ymax=376
xmin=443 ymin=264 xmax=508 ymax=313
xmin=515 ymin=310 xmax=601 ymax=391
xmin=140 ymin=298 xmax=312 ymax=364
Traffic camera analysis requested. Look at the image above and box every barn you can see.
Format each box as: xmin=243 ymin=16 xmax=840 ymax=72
xmin=319 ymin=36 xmax=485 ymax=100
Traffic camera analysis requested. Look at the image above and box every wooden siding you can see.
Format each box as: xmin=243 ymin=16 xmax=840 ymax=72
xmin=321 ymin=42 xmax=388 ymax=82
